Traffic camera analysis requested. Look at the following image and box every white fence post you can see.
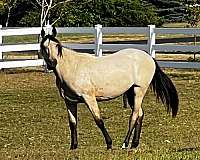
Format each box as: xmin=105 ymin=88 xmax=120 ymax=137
xmin=147 ymin=25 xmax=156 ymax=58
xmin=0 ymin=25 xmax=2 ymax=61
xmin=95 ymin=24 xmax=103 ymax=57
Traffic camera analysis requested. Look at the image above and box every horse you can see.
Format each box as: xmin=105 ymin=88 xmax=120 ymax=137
xmin=40 ymin=27 xmax=179 ymax=150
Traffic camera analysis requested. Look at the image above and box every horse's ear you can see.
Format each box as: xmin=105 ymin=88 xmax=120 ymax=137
xmin=52 ymin=26 xmax=57 ymax=37
xmin=41 ymin=28 xmax=45 ymax=38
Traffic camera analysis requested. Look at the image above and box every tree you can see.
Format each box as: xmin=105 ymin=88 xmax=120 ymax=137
xmin=0 ymin=0 xmax=32 ymax=27
xmin=185 ymin=0 xmax=200 ymax=60
xmin=1 ymin=0 xmax=162 ymax=27
xmin=186 ymin=0 xmax=200 ymax=27
xmin=58 ymin=0 xmax=162 ymax=27
xmin=32 ymin=0 xmax=70 ymax=26
xmin=147 ymin=0 xmax=186 ymax=23
xmin=2 ymin=0 xmax=18 ymax=27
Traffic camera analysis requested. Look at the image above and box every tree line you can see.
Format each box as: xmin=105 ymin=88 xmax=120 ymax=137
xmin=0 ymin=0 xmax=198 ymax=27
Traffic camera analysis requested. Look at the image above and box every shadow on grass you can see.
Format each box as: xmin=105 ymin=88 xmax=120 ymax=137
xmin=176 ymin=147 xmax=200 ymax=152
xmin=0 ymin=67 xmax=45 ymax=74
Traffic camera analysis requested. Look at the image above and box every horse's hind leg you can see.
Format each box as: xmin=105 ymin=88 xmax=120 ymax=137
xmin=82 ymin=94 xmax=112 ymax=149
xmin=122 ymin=93 xmax=128 ymax=108
xmin=131 ymin=108 xmax=144 ymax=149
xmin=122 ymin=87 xmax=145 ymax=149
xmin=65 ymin=100 xmax=78 ymax=149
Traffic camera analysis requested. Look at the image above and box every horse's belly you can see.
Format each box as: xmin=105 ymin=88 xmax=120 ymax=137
xmin=94 ymin=75 xmax=133 ymax=99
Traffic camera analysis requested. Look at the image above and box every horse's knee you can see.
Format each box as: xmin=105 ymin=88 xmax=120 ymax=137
xmin=130 ymin=110 xmax=140 ymax=122
xmin=68 ymin=109 xmax=77 ymax=125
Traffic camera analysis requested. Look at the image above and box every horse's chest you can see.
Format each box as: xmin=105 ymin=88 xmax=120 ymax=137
xmin=60 ymin=81 xmax=83 ymax=102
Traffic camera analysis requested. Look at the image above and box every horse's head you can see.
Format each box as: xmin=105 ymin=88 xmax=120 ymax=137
xmin=40 ymin=26 xmax=63 ymax=70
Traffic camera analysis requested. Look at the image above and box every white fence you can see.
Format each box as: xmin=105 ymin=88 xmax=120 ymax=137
xmin=1 ymin=24 xmax=200 ymax=69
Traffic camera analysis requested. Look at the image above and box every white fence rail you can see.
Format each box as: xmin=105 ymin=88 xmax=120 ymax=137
xmin=1 ymin=24 xmax=200 ymax=69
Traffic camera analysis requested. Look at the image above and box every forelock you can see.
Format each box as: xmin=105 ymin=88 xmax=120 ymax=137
xmin=41 ymin=35 xmax=60 ymax=46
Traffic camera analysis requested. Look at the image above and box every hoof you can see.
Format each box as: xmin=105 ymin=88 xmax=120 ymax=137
xmin=131 ymin=141 xmax=139 ymax=149
xmin=123 ymin=105 xmax=128 ymax=108
xmin=122 ymin=143 xmax=128 ymax=149
xmin=70 ymin=144 xmax=78 ymax=150
xmin=107 ymin=144 xmax=112 ymax=150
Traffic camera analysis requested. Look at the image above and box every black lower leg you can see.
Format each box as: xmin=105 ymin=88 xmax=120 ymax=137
xmin=122 ymin=109 xmax=136 ymax=148
xmin=69 ymin=122 xmax=78 ymax=149
xmin=123 ymin=126 xmax=134 ymax=148
xmin=131 ymin=113 xmax=144 ymax=149
xmin=122 ymin=94 xmax=128 ymax=108
xmin=95 ymin=119 xmax=112 ymax=149
xmin=66 ymin=102 xmax=78 ymax=150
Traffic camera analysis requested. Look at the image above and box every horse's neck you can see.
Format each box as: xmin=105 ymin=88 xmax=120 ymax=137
xmin=55 ymin=48 xmax=79 ymax=81
xmin=60 ymin=48 xmax=79 ymax=68
xmin=63 ymin=47 xmax=91 ymax=58
xmin=61 ymin=47 xmax=94 ymax=66
xmin=55 ymin=47 xmax=95 ymax=83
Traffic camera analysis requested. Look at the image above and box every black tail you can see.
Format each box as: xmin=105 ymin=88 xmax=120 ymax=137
xmin=151 ymin=60 xmax=179 ymax=117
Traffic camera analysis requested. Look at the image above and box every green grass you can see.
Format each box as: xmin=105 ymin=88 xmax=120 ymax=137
xmin=0 ymin=69 xmax=200 ymax=159
xmin=162 ymin=22 xmax=189 ymax=28
xmin=3 ymin=35 xmax=39 ymax=44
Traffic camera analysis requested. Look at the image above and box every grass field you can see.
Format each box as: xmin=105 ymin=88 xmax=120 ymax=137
xmin=0 ymin=68 xmax=200 ymax=159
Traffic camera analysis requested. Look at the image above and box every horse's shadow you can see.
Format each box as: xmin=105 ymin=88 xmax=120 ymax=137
xmin=175 ymin=147 xmax=200 ymax=152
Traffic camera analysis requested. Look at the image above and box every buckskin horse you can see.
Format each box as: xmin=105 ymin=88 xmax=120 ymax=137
xmin=40 ymin=27 xmax=179 ymax=150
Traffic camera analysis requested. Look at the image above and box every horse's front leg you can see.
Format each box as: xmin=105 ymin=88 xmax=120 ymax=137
xmin=82 ymin=94 xmax=112 ymax=149
xmin=65 ymin=100 xmax=78 ymax=149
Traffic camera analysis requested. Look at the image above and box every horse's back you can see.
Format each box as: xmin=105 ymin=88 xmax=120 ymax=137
xmin=98 ymin=48 xmax=155 ymax=76
xmin=112 ymin=48 xmax=152 ymax=61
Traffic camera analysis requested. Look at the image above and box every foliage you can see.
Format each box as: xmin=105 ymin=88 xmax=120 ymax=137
xmin=54 ymin=0 xmax=162 ymax=27
xmin=147 ymin=0 xmax=186 ymax=23
xmin=0 ymin=0 xmax=189 ymax=27
xmin=0 ymin=0 xmax=162 ymax=27
xmin=185 ymin=0 xmax=200 ymax=27
xmin=0 ymin=1 xmax=6 ymax=25
xmin=0 ymin=0 xmax=32 ymax=26
xmin=20 ymin=11 xmax=40 ymax=26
